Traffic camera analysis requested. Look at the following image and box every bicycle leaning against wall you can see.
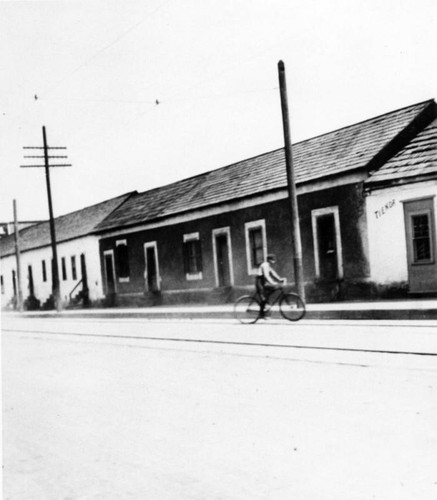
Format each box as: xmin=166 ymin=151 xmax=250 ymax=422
xmin=234 ymin=280 xmax=306 ymax=324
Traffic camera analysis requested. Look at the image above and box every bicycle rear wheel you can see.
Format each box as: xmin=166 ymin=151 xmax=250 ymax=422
xmin=234 ymin=295 xmax=261 ymax=324
xmin=279 ymin=292 xmax=306 ymax=321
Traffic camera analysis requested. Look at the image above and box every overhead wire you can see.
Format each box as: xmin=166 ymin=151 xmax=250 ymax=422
xmin=20 ymin=2 xmax=285 ymax=164
xmin=38 ymin=0 xmax=173 ymax=99
xmin=36 ymin=85 xmax=278 ymax=106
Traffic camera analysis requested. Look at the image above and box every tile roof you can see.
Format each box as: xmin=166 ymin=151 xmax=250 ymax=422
xmin=365 ymin=117 xmax=437 ymax=186
xmin=95 ymin=99 xmax=434 ymax=232
xmin=0 ymin=192 xmax=134 ymax=258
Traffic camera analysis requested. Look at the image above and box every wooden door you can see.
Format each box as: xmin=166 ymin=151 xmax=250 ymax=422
xmin=404 ymin=198 xmax=437 ymax=292
xmin=317 ymin=213 xmax=338 ymax=280
xmin=216 ymin=233 xmax=230 ymax=287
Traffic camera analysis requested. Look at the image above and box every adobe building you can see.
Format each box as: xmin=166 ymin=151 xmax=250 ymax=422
xmin=1 ymin=193 xmax=134 ymax=310
xmin=94 ymin=99 xmax=437 ymax=306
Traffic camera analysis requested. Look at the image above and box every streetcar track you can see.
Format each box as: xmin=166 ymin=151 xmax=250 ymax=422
xmin=4 ymin=316 xmax=437 ymax=328
xmin=3 ymin=328 xmax=437 ymax=357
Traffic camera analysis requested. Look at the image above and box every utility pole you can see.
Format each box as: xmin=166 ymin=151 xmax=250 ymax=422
xmin=278 ymin=60 xmax=305 ymax=300
xmin=13 ymin=199 xmax=23 ymax=312
xmin=21 ymin=126 xmax=71 ymax=311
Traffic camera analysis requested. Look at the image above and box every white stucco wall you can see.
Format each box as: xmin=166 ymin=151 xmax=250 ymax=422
xmin=366 ymin=180 xmax=437 ymax=284
xmin=1 ymin=235 xmax=104 ymax=309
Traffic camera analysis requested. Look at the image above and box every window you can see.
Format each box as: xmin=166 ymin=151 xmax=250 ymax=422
xmin=411 ymin=212 xmax=433 ymax=263
xmin=183 ymin=232 xmax=203 ymax=280
xmin=245 ymin=220 xmax=267 ymax=274
xmin=249 ymin=228 xmax=263 ymax=267
xmin=116 ymin=239 xmax=130 ymax=282
xmin=71 ymin=256 xmax=77 ymax=280
xmin=42 ymin=260 xmax=47 ymax=282
xmin=61 ymin=257 xmax=67 ymax=280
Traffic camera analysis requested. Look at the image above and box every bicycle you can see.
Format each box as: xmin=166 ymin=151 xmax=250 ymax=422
xmin=234 ymin=284 xmax=306 ymax=324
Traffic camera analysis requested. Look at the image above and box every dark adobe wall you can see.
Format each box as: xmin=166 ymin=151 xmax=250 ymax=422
xmin=98 ymin=182 xmax=371 ymax=305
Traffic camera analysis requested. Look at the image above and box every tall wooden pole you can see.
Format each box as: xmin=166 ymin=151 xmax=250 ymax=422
xmin=21 ymin=126 xmax=70 ymax=311
xmin=13 ymin=199 xmax=23 ymax=312
xmin=278 ymin=60 xmax=305 ymax=300
xmin=42 ymin=126 xmax=61 ymax=311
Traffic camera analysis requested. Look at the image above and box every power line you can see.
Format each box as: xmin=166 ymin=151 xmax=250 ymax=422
xmin=21 ymin=126 xmax=72 ymax=312
xmin=39 ymin=0 xmax=173 ymax=99
xmin=36 ymin=85 xmax=278 ymax=107
xmin=120 ymin=86 xmax=279 ymax=130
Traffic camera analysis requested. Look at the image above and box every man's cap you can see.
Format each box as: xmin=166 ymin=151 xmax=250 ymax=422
xmin=267 ymin=253 xmax=276 ymax=261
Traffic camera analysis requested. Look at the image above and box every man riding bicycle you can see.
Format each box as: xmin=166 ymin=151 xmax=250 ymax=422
xmin=256 ymin=254 xmax=286 ymax=317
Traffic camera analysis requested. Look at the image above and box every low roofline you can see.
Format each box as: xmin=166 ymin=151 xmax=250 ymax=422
xmin=0 ymin=233 xmax=100 ymax=259
xmin=129 ymin=99 xmax=436 ymax=198
xmin=93 ymin=167 xmax=369 ymax=235
xmin=51 ymin=190 xmax=137 ymax=221
xmin=1 ymin=220 xmax=46 ymax=224
xmin=0 ymin=191 xmax=137 ymax=258
xmin=299 ymin=98 xmax=435 ymax=144
xmin=364 ymin=172 xmax=437 ymax=192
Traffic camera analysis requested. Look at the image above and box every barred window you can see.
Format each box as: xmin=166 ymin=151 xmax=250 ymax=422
xmin=245 ymin=220 xmax=267 ymax=274
xmin=412 ymin=213 xmax=432 ymax=263
xmin=249 ymin=227 xmax=264 ymax=268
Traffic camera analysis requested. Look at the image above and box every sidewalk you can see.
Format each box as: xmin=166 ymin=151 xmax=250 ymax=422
xmin=5 ymin=298 xmax=437 ymax=320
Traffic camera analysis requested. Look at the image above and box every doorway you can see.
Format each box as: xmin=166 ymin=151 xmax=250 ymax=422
xmin=312 ymin=206 xmax=343 ymax=281
xmin=317 ymin=214 xmax=337 ymax=279
xmin=28 ymin=265 xmax=34 ymax=296
xmin=403 ymin=197 xmax=437 ymax=293
xmin=104 ymin=250 xmax=116 ymax=295
xmin=212 ymin=227 xmax=233 ymax=287
xmin=144 ymin=242 xmax=160 ymax=292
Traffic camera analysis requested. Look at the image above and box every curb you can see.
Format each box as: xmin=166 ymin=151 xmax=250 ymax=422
xmin=6 ymin=308 xmax=437 ymax=321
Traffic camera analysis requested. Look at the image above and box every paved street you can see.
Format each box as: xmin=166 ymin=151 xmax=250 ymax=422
xmin=2 ymin=316 xmax=437 ymax=499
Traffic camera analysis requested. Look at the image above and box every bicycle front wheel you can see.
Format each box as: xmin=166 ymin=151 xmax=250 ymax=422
xmin=234 ymin=295 xmax=261 ymax=324
xmin=279 ymin=292 xmax=306 ymax=321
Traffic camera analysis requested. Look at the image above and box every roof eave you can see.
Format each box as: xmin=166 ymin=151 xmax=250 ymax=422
xmin=364 ymin=172 xmax=437 ymax=193
xmin=364 ymin=100 xmax=437 ymax=175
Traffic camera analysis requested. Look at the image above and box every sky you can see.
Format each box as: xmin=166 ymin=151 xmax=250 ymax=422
xmin=1 ymin=0 xmax=436 ymax=222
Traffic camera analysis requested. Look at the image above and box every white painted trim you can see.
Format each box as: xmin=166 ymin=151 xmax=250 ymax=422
xmin=143 ymin=241 xmax=161 ymax=291
xmin=244 ymin=219 xmax=267 ymax=275
xmin=406 ymin=208 xmax=435 ymax=264
xmin=103 ymin=249 xmax=117 ymax=293
xmin=365 ymin=179 xmax=437 ymax=197
xmin=183 ymin=232 xmax=202 ymax=279
xmin=183 ymin=232 xmax=200 ymax=242
xmin=311 ymin=206 xmax=343 ymax=279
xmin=212 ymin=226 xmax=234 ymax=287
xmin=186 ymin=272 xmax=203 ymax=281
xmin=114 ymin=239 xmax=130 ymax=282
xmin=163 ymin=287 xmax=212 ymax=294
xmin=99 ymin=173 xmax=366 ymax=239
xmin=401 ymin=195 xmax=436 ymax=204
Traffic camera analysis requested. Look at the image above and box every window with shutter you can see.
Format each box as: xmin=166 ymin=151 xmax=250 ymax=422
xmin=183 ymin=233 xmax=203 ymax=280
